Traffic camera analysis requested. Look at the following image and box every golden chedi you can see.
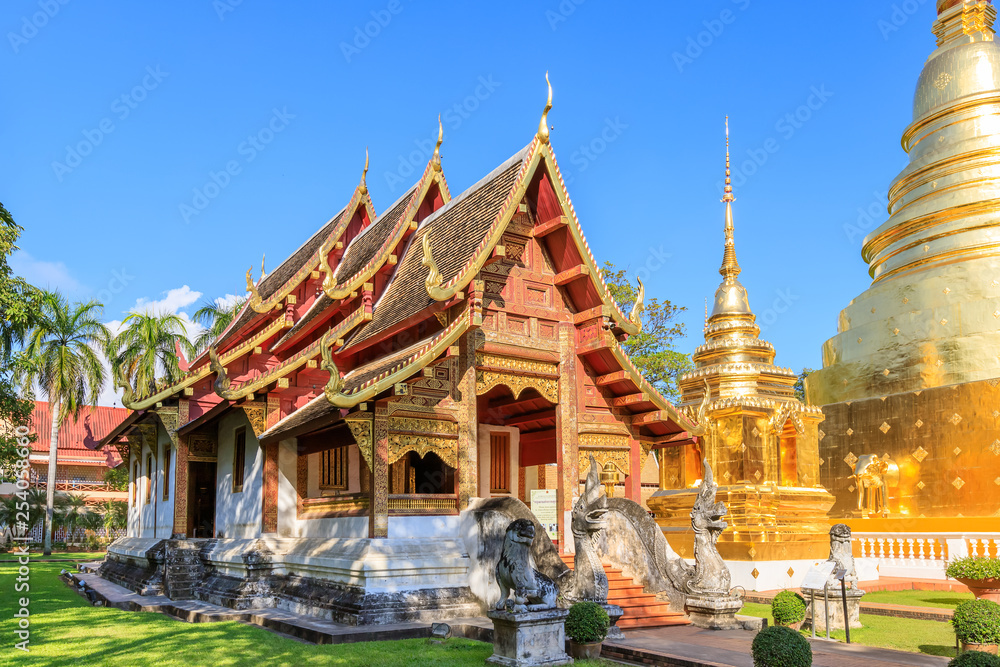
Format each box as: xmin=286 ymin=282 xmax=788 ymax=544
xmin=807 ymin=0 xmax=1000 ymax=527
xmin=649 ymin=123 xmax=835 ymax=589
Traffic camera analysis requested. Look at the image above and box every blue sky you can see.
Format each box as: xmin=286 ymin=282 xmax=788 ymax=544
xmin=2 ymin=0 xmax=939 ymax=404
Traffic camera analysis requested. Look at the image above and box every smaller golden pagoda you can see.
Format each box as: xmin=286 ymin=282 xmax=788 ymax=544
xmin=649 ymin=121 xmax=836 ymax=564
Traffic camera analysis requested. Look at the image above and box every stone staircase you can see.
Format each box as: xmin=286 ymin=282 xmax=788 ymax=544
xmin=560 ymin=553 xmax=690 ymax=629
xmin=163 ymin=540 xmax=205 ymax=601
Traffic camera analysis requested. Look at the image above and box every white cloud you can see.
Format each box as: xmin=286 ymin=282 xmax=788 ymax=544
xmin=131 ymin=285 xmax=202 ymax=315
xmin=9 ymin=250 xmax=86 ymax=297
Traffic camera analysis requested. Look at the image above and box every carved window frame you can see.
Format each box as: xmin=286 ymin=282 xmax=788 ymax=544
xmin=233 ymin=427 xmax=246 ymax=494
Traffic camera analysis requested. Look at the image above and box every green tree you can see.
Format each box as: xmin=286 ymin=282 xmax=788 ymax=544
xmin=58 ymin=493 xmax=88 ymax=544
xmin=109 ymin=311 xmax=196 ymax=397
xmin=0 ymin=202 xmax=40 ymax=483
xmin=601 ymin=261 xmax=692 ymax=401
xmin=193 ymin=296 xmax=246 ymax=352
xmin=17 ymin=291 xmax=110 ymax=554
xmin=794 ymin=368 xmax=814 ymax=403
xmin=99 ymin=499 xmax=127 ymax=535
xmin=102 ymin=463 xmax=128 ymax=491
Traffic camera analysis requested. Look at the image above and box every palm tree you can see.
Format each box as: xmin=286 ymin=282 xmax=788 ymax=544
xmin=17 ymin=291 xmax=109 ymax=554
xmin=59 ymin=493 xmax=88 ymax=545
xmin=108 ymin=311 xmax=196 ymax=396
xmin=99 ymin=499 xmax=127 ymax=537
xmin=192 ymin=296 xmax=246 ymax=352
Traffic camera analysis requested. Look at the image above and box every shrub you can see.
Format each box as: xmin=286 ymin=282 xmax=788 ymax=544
xmin=565 ymin=601 xmax=609 ymax=644
xmin=772 ymin=591 xmax=807 ymax=626
xmin=948 ymin=558 xmax=1000 ymax=581
xmin=751 ymin=626 xmax=812 ymax=667
xmin=953 ymin=599 xmax=1000 ymax=645
xmin=949 ymin=652 xmax=1000 ymax=667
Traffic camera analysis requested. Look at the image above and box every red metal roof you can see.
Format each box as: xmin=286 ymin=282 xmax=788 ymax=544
xmin=27 ymin=402 xmax=129 ymax=467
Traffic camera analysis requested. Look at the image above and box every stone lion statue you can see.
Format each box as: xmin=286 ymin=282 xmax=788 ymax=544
xmin=827 ymin=523 xmax=859 ymax=589
xmin=495 ymin=519 xmax=557 ymax=612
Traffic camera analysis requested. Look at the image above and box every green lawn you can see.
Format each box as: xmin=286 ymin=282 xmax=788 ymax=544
xmin=741 ymin=602 xmax=957 ymax=658
xmin=0 ymin=558 xmax=615 ymax=667
xmin=861 ymin=589 xmax=973 ymax=610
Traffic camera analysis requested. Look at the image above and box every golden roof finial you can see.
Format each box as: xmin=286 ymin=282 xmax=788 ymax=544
xmin=432 ymin=115 xmax=443 ymax=172
xmin=261 ymin=253 xmax=266 ymax=280
xmin=538 ymin=71 xmax=553 ymax=144
xmin=704 ymin=298 xmax=709 ymax=328
xmin=360 ymin=147 xmax=369 ymax=194
xmin=720 ymin=117 xmax=741 ymax=283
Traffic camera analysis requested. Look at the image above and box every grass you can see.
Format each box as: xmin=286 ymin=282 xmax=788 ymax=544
xmin=741 ymin=602 xmax=957 ymax=658
xmin=0 ymin=557 xmax=616 ymax=667
xmin=861 ymin=589 xmax=973 ymax=610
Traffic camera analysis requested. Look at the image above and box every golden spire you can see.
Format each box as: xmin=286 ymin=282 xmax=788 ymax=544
xmin=360 ymin=147 xmax=369 ymax=194
xmin=538 ymin=71 xmax=552 ymax=144
xmin=720 ymin=117 xmax=741 ymax=283
xmin=260 ymin=253 xmax=266 ymax=280
xmin=432 ymin=115 xmax=443 ymax=172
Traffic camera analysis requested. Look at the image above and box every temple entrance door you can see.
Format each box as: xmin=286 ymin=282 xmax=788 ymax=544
xmin=778 ymin=422 xmax=799 ymax=487
xmin=188 ymin=461 xmax=216 ymax=538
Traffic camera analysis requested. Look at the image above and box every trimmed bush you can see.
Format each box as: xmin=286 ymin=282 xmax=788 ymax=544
xmin=751 ymin=626 xmax=812 ymax=667
xmin=565 ymin=601 xmax=609 ymax=644
xmin=948 ymin=558 xmax=1000 ymax=581
xmin=772 ymin=591 xmax=807 ymax=626
xmin=952 ymin=599 xmax=1000 ymax=645
xmin=949 ymin=652 xmax=1000 ymax=667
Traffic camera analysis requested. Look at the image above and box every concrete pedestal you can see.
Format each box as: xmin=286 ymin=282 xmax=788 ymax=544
xmin=603 ymin=603 xmax=625 ymax=640
xmin=486 ymin=607 xmax=573 ymax=667
xmin=684 ymin=595 xmax=744 ymax=630
xmin=802 ymin=587 xmax=863 ymax=631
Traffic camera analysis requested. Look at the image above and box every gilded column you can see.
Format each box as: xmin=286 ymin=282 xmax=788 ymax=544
xmin=262 ymin=443 xmax=278 ymax=534
xmin=370 ymin=404 xmax=389 ymax=538
xmin=556 ymin=322 xmax=577 ymax=547
xmin=172 ymin=400 xmax=189 ymax=538
xmin=457 ymin=330 xmax=479 ymax=510
xmin=626 ymin=438 xmax=642 ymax=501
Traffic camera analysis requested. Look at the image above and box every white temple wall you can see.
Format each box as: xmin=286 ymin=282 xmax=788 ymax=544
xmin=388 ymin=515 xmax=462 ymax=539
xmin=136 ymin=431 xmax=157 ymax=538
xmin=215 ymin=411 xmax=263 ymax=539
xmin=152 ymin=423 xmax=175 ymax=538
xmin=126 ymin=449 xmax=139 ymax=536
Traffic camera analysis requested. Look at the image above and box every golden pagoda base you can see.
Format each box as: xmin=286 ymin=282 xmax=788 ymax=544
xmin=649 ymin=484 xmax=839 ymax=591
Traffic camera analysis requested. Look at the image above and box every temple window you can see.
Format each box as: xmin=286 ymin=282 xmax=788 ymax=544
xmin=233 ymin=428 xmax=246 ymax=493
xmin=163 ymin=446 xmax=171 ymax=501
xmin=320 ymin=446 xmax=348 ymax=490
xmin=145 ymin=454 xmax=153 ymax=503
xmin=490 ymin=432 xmax=511 ymax=493
xmin=132 ymin=461 xmax=139 ymax=504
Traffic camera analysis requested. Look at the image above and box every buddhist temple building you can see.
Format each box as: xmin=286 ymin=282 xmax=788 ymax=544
xmin=807 ymin=0 xmax=1000 ymax=540
xmin=95 ymin=86 xmax=707 ymax=623
xmin=649 ymin=123 xmax=836 ymax=591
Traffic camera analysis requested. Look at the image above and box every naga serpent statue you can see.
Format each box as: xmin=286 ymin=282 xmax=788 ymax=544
xmin=685 ymin=458 xmax=731 ymax=596
xmin=563 ymin=456 xmax=610 ymax=604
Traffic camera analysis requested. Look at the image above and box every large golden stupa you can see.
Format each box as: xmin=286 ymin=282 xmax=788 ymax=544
xmin=649 ymin=124 xmax=836 ymax=572
xmin=807 ymin=0 xmax=1000 ymax=526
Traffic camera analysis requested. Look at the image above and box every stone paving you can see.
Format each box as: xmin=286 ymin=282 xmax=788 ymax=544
xmin=69 ymin=562 xmax=954 ymax=666
xmin=603 ymin=625 xmax=950 ymax=667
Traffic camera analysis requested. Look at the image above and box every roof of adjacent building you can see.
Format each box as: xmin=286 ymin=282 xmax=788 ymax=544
xmin=26 ymin=402 xmax=127 ymax=466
